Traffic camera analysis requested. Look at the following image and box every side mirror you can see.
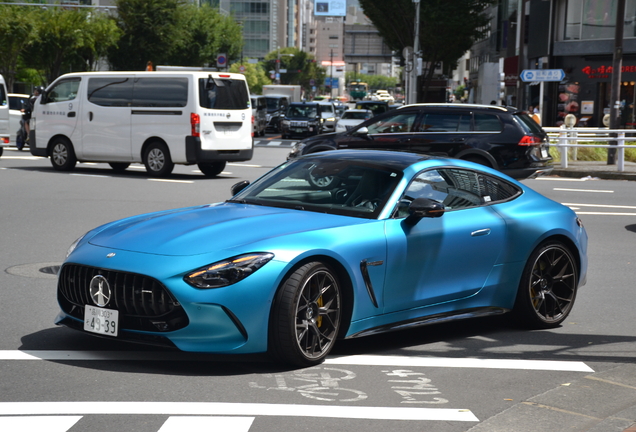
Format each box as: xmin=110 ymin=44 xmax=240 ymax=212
xmin=404 ymin=198 xmax=445 ymax=225
xmin=355 ymin=126 xmax=369 ymax=135
xmin=230 ymin=180 xmax=250 ymax=196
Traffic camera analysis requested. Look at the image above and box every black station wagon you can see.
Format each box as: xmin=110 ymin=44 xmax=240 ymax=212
xmin=288 ymin=104 xmax=553 ymax=179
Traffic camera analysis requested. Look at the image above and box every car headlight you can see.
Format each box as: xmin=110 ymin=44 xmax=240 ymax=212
xmin=66 ymin=233 xmax=87 ymax=258
xmin=184 ymin=253 xmax=274 ymax=289
xmin=327 ymin=117 xmax=335 ymax=122
xmin=281 ymin=120 xmax=290 ymax=127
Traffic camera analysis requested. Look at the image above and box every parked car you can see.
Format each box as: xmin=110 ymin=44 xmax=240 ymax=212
xmin=55 ymin=150 xmax=588 ymax=366
xmin=8 ymin=93 xmax=29 ymax=146
xmin=280 ymin=102 xmax=324 ymax=139
xmin=288 ymin=103 xmax=554 ymax=179
xmin=250 ymin=95 xmax=267 ymax=137
xmin=335 ymin=109 xmax=373 ymax=133
xmin=354 ymin=100 xmax=390 ymax=116
xmin=317 ymin=101 xmax=339 ymax=133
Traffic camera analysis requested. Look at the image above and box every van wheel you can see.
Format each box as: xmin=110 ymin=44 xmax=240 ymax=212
xmin=109 ymin=163 xmax=130 ymax=172
xmin=144 ymin=142 xmax=173 ymax=177
xmin=198 ymin=161 xmax=226 ymax=177
xmin=50 ymin=138 xmax=77 ymax=171
xmin=463 ymin=155 xmax=492 ymax=168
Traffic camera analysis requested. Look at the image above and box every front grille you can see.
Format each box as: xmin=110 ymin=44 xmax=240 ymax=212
xmin=290 ymin=121 xmax=308 ymax=127
xmin=58 ymin=264 xmax=189 ymax=333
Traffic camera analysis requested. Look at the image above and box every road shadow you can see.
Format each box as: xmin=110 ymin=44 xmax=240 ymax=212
xmin=19 ymin=315 xmax=636 ymax=377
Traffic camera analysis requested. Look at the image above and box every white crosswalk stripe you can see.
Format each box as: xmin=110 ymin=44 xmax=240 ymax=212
xmin=0 ymin=415 xmax=82 ymax=431
xmin=158 ymin=416 xmax=255 ymax=432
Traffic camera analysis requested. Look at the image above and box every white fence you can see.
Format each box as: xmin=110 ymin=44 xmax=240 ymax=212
xmin=543 ymin=127 xmax=633 ymax=172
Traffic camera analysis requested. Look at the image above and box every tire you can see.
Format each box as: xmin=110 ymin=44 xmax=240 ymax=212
xmin=109 ymin=163 xmax=130 ymax=172
xmin=512 ymin=241 xmax=578 ymax=329
xmin=143 ymin=141 xmax=173 ymax=177
xmin=197 ymin=161 xmax=226 ymax=178
xmin=0 ymin=147 xmax=3 ymax=157
xmin=50 ymin=137 xmax=77 ymax=171
xmin=270 ymin=262 xmax=342 ymax=366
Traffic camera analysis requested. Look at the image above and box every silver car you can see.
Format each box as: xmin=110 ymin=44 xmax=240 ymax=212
xmin=317 ymin=101 xmax=338 ymax=133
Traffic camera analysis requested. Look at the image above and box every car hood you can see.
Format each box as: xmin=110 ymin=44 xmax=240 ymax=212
xmin=87 ymin=203 xmax=359 ymax=256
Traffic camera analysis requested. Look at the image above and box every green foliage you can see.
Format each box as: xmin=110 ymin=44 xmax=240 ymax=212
xmin=0 ymin=6 xmax=38 ymax=90
xmin=109 ymin=0 xmax=181 ymax=70
xmin=229 ymin=62 xmax=270 ymax=94
xmin=358 ymin=0 xmax=495 ymax=101
xmin=345 ymin=72 xmax=399 ymax=92
xmin=262 ymin=48 xmax=325 ymax=94
xmin=550 ymin=144 xmax=636 ymax=163
xmin=170 ymin=5 xmax=242 ymax=67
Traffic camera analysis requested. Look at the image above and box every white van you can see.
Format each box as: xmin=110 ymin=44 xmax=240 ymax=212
xmin=30 ymin=71 xmax=253 ymax=176
xmin=0 ymin=75 xmax=9 ymax=157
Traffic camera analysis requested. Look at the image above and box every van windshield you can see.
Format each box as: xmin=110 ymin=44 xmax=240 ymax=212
xmin=199 ymin=77 xmax=249 ymax=110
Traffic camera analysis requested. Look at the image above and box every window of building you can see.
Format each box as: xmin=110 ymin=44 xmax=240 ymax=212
xmin=564 ymin=0 xmax=636 ymax=40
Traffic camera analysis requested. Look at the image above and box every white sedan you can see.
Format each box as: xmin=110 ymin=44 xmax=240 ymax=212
xmin=335 ymin=109 xmax=373 ymax=133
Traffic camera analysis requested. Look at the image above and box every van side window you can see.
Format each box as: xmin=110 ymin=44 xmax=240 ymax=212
xmin=88 ymin=78 xmax=133 ymax=107
xmin=133 ymin=78 xmax=188 ymax=107
xmin=0 ymin=84 xmax=6 ymax=106
xmin=43 ymin=78 xmax=80 ymax=103
xmin=199 ymin=78 xmax=249 ymax=110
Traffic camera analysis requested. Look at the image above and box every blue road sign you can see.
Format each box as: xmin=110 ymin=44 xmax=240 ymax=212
xmin=520 ymin=69 xmax=565 ymax=82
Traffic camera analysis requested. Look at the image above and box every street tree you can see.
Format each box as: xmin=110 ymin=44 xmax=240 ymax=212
xmin=0 ymin=6 xmax=37 ymax=91
xmin=262 ymin=48 xmax=325 ymax=95
xmin=170 ymin=5 xmax=243 ymax=67
xmin=109 ymin=0 xmax=181 ymax=70
xmin=21 ymin=8 xmax=95 ymax=83
xmin=229 ymin=62 xmax=270 ymax=94
xmin=359 ymin=0 xmax=494 ymax=102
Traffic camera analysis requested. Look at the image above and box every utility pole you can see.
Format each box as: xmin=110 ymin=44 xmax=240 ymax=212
xmin=330 ymin=49 xmax=334 ymax=98
xmin=608 ymin=0 xmax=626 ymax=165
xmin=410 ymin=0 xmax=421 ymax=104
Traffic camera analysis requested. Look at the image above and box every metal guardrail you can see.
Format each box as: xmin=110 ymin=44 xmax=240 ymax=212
xmin=543 ymin=127 xmax=632 ymax=172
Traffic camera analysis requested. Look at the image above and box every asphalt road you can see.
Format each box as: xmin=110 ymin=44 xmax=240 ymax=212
xmin=1 ymin=143 xmax=635 ymax=432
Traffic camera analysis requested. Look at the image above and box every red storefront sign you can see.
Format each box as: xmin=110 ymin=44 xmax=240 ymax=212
xmin=582 ymin=65 xmax=636 ymax=79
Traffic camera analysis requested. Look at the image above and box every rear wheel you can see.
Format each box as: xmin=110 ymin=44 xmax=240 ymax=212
xmin=512 ymin=241 xmax=578 ymax=328
xmin=270 ymin=262 xmax=342 ymax=366
xmin=109 ymin=162 xmax=130 ymax=172
xmin=197 ymin=161 xmax=226 ymax=177
xmin=143 ymin=141 xmax=173 ymax=177
xmin=50 ymin=137 xmax=77 ymax=171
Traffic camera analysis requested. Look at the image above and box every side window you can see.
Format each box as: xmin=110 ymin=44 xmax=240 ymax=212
xmin=134 ymin=78 xmax=188 ymax=107
xmin=198 ymin=78 xmax=249 ymax=110
xmin=477 ymin=173 xmax=521 ymax=203
xmin=395 ymin=168 xmax=483 ymax=218
xmin=417 ymin=113 xmax=468 ymax=132
xmin=474 ymin=114 xmax=503 ymax=131
xmin=88 ymin=77 xmax=133 ymax=107
xmin=0 ymin=84 xmax=6 ymax=106
xmin=366 ymin=112 xmax=417 ymax=134
xmin=43 ymin=79 xmax=80 ymax=103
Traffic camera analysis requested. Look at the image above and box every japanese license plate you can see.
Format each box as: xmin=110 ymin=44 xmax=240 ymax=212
xmin=84 ymin=305 xmax=119 ymax=337
xmin=295 ymin=128 xmax=304 ymax=133
xmin=541 ymin=147 xmax=549 ymax=158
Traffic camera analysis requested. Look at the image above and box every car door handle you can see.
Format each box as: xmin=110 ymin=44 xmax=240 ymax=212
xmin=451 ymin=137 xmax=465 ymax=142
xmin=88 ymin=111 xmax=93 ymax=121
xmin=68 ymin=111 xmax=76 ymax=118
xmin=471 ymin=228 xmax=491 ymax=237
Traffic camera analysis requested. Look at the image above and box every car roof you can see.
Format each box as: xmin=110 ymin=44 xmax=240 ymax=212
xmin=297 ymin=149 xmax=433 ymax=171
xmin=399 ymin=103 xmax=514 ymax=113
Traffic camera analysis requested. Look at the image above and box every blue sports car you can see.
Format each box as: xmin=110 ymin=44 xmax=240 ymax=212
xmin=56 ymin=150 xmax=588 ymax=366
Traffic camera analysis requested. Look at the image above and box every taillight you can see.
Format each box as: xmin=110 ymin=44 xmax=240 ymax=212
xmin=251 ymin=114 xmax=254 ymax=137
xmin=1 ymin=137 xmax=8 ymax=144
xmin=219 ymin=74 xmax=231 ymax=78
xmin=190 ymin=113 xmax=200 ymax=137
xmin=518 ymin=135 xmax=540 ymax=146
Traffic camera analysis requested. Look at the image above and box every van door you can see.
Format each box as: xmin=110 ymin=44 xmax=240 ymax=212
xmin=82 ymin=77 xmax=133 ymax=161
xmin=34 ymin=77 xmax=81 ymax=153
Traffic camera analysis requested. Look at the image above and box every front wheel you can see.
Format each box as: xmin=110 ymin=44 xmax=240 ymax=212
xmin=197 ymin=161 xmax=226 ymax=178
xmin=512 ymin=241 xmax=578 ymax=328
xmin=50 ymin=138 xmax=77 ymax=171
xmin=270 ymin=262 xmax=342 ymax=366
xmin=143 ymin=141 xmax=173 ymax=177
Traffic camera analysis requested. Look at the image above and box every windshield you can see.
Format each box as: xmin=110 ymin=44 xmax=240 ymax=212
xmin=229 ymin=158 xmax=403 ymax=219
xmin=287 ymin=105 xmax=318 ymax=118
